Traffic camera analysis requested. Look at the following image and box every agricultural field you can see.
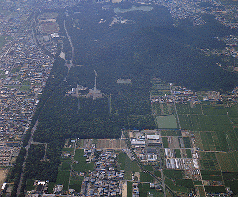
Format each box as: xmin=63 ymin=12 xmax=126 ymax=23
xmin=96 ymin=139 xmax=127 ymax=149
xmin=151 ymin=79 xmax=170 ymax=97
xmin=168 ymin=100 xmax=238 ymax=195
xmin=216 ymin=152 xmax=238 ymax=172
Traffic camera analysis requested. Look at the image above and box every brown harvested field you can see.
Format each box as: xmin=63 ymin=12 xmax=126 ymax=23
xmin=129 ymin=132 xmax=133 ymax=138
xmin=96 ymin=139 xmax=127 ymax=149
xmin=168 ymin=136 xmax=180 ymax=149
xmin=196 ymin=186 xmax=206 ymax=196
xmin=39 ymin=22 xmax=59 ymax=34
xmin=0 ymin=168 xmax=8 ymax=186
xmin=180 ymin=149 xmax=187 ymax=158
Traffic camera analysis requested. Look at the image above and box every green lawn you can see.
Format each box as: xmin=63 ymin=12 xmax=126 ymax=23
xmin=156 ymin=115 xmax=177 ymax=129
xmin=118 ymin=152 xmax=140 ymax=180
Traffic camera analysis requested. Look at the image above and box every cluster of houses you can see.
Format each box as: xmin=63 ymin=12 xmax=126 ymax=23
xmin=151 ymin=79 xmax=224 ymax=105
xmin=81 ymin=150 xmax=124 ymax=196
xmin=0 ymin=1 xmax=56 ymax=169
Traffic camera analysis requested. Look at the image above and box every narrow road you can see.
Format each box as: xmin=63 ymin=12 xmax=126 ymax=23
xmin=68 ymin=139 xmax=77 ymax=191
xmin=170 ymin=84 xmax=181 ymax=130
xmin=63 ymin=19 xmax=74 ymax=73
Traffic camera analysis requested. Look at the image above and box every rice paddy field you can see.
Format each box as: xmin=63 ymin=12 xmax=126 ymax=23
xmin=173 ymin=101 xmax=238 ymax=195
xmin=152 ymin=82 xmax=238 ymax=195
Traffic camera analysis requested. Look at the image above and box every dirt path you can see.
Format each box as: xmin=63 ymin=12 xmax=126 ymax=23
xmin=121 ymin=181 xmax=127 ymax=197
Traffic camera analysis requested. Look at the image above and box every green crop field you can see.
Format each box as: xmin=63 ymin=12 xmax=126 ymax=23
xmin=200 ymin=152 xmax=220 ymax=171
xmin=200 ymin=132 xmax=215 ymax=151
xmin=225 ymin=130 xmax=238 ymax=151
xmin=190 ymin=104 xmax=202 ymax=114
xmin=162 ymin=137 xmax=168 ymax=148
xmin=156 ymin=115 xmax=177 ymax=129
xmin=202 ymin=105 xmax=226 ymax=116
xmin=216 ymin=152 xmax=238 ymax=172
xmin=176 ymin=103 xmax=202 ymax=115
xmin=186 ymin=149 xmax=192 ymax=158
xmin=201 ymin=170 xmax=222 ymax=181
xmin=61 ymin=161 xmax=71 ymax=171
xmin=176 ymin=103 xmax=190 ymax=114
xmin=127 ymin=181 xmax=132 ymax=197
xmin=165 ymin=178 xmax=188 ymax=193
xmin=175 ymin=149 xmax=181 ymax=158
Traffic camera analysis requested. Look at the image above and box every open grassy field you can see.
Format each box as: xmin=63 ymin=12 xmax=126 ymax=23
xmin=156 ymin=115 xmax=177 ymax=129
xmin=140 ymin=172 xmax=154 ymax=182
xmin=165 ymin=178 xmax=188 ymax=193
xmin=139 ymin=183 xmax=164 ymax=197
xmin=118 ymin=152 xmax=140 ymax=180
xmin=73 ymin=149 xmax=94 ymax=172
